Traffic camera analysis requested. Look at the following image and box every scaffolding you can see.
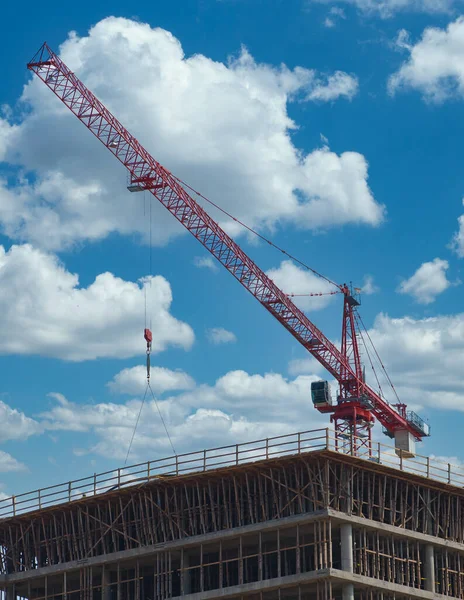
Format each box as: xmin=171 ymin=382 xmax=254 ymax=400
xmin=0 ymin=428 xmax=463 ymax=599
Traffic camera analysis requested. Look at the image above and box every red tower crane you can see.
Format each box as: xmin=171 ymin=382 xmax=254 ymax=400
xmin=27 ymin=43 xmax=430 ymax=457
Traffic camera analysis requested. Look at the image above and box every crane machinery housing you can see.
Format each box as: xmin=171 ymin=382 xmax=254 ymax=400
xmin=27 ymin=42 xmax=430 ymax=458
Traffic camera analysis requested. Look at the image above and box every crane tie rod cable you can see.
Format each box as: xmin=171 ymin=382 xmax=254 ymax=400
xmin=172 ymin=174 xmax=340 ymax=291
xmin=356 ymin=312 xmax=401 ymax=405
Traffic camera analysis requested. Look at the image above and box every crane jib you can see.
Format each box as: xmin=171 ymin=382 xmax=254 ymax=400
xmin=27 ymin=42 xmax=425 ymax=441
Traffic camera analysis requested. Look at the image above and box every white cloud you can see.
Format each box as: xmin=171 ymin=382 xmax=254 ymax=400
xmin=389 ymin=18 xmax=464 ymax=101
xmin=306 ymin=72 xmax=358 ymax=101
xmin=108 ymin=365 xmax=195 ymax=395
xmin=0 ymin=401 xmax=43 ymax=441
xmin=0 ymin=244 xmax=194 ymax=360
xmin=398 ymin=258 xmax=451 ymax=304
xmin=40 ymin=369 xmax=326 ymax=460
xmin=288 ymin=357 xmax=326 ymax=376
xmin=311 ymin=0 xmax=457 ymax=18
xmin=206 ymin=327 xmax=237 ymax=345
xmin=366 ymin=312 xmax=464 ymax=413
xmin=193 ymin=256 xmax=218 ymax=272
xmin=362 ymin=274 xmax=379 ymax=295
xmin=324 ymin=9 xmax=346 ymax=27
xmin=0 ymin=452 xmax=26 ymax=473
xmin=266 ymin=260 xmax=338 ymax=311
xmin=0 ymin=17 xmax=382 ymax=253
xmin=450 ymin=199 xmax=464 ymax=257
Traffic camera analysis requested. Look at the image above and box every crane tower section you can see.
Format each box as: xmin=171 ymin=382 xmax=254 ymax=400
xmin=27 ymin=42 xmax=430 ymax=456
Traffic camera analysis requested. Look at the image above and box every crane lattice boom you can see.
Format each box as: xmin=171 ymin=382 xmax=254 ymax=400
xmin=27 ymin=42 xmax=426 ymax=442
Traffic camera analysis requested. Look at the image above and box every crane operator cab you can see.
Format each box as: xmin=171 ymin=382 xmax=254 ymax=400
xmin=311 ymin=381 xmax=333 ymax=409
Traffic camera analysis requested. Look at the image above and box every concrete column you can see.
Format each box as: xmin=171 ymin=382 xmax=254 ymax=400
xmin=102 ymin=566 xmax=111 ymax=600
xmin=425 ymin=544 xmax=435 ymax=593
xmin=341 ymin=523 xmax=353 ymax=572
xmin=5 ymin=586 xmax=15 ymax=600
xmin=182 ymin=550 xmax=191 ymax=595
xmin=342 ymin=583 xmax=354 ymax=600
xmin=340 ymin=523 xmax=354 ymax=600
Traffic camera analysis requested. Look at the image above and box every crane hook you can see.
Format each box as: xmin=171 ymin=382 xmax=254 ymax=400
xmin=144 ymin=328 xmax=152 ymax=382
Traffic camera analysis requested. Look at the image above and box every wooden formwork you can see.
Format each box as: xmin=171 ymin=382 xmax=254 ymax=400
xmin=1 ymin=435 xmax=464 ymax=598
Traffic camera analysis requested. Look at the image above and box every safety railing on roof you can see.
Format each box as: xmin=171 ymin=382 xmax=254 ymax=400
xmin=0 ymin=428 xmax=463 ymax=519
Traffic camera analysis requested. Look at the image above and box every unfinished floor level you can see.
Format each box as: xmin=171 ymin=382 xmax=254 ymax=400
xmin=0 ymin=429 xmax=463 ymax=599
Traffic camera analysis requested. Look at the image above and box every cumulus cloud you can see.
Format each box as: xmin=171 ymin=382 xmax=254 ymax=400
xmin=288 ymin=357 xmax=326 ymax=376
xmin=324 ymin=7 xmax=347 ymax=27
xmin=206 ymin=327 xmax=237 ymax=345
xmin=306 ymin=72 xmax=358 ymax=101
xmin=193 ymin=256 xmax=218 ymax=272
xmin=0 ymin=400 xmax=42 ymax=441
xmin=25 ymin=309 xmax=464 ymax=462
xmin=450 ymin=200 xmax=464 ymax=257
xmin=0 ymin=244 xmax=193 ymax=360
xmin=266 ymin=260 xmax=337 ymax=311
xmin=40 ymin=370 xmax=325 ymax=460
xmin=311 ymin=0 xmax=457 ymax=18
xmin=398 ymin=258 xmax=451 ymax=304
xmin=366 ymin=312 xmax=464 ymax=412
xmin=0 ymin=17 xmax=382 ymax=252
xmin=108 ymin=365 xmax=195 ymax=395
xmin=0 ymin=452 xmax=27 ymax=473
xmin=362 ymin=274 xmax=379 ymax=295
xmin=389 ymin=18 xmax=464 ymax=101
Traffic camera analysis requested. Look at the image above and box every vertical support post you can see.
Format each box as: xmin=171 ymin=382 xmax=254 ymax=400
xmin=102 ymin=566 xmax=111 ymax=600
xmin=425 ymin=544 xmax=435 ymax=593
xmin=340 ymin=523 xmax=354 ymax=600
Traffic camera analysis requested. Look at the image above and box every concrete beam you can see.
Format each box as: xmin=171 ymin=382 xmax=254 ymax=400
xmin=329 ymin=568 xmax=445 ymax=600
xmin=328 ymin=508 xmax=464 ymax=553
xmin=171 ymin=568 xmax=448 ymax=600
xmin=1 ymin=510 xmax=330 ymax=583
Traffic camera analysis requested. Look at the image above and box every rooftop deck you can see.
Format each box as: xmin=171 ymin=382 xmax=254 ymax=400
xmin=0 ymin=428 xmax=462 ymax=519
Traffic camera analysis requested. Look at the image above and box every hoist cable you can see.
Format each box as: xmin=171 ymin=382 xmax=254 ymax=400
xmin=125 ymin=382 xmax=149 ymax=466
xmin=148 ymin=382 xmax=176 ymax=455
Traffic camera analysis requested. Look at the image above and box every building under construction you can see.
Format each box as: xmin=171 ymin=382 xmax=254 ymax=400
xmin=0 ymin=428 xmax=463 ymax=600
xmin=11 ymin=43 xmax=457 ymax=600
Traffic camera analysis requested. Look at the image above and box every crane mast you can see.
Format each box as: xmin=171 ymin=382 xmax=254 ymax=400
xmin=27 ymin=42 xmax=430 ymax=456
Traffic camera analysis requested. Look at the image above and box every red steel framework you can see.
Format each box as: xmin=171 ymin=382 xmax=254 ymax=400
xmin=27 ymin=43 xmax=428 ymax=451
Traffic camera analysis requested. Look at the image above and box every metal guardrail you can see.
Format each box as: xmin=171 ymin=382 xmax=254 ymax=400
xmin=0 ymin=428 xmax=462 ymax=519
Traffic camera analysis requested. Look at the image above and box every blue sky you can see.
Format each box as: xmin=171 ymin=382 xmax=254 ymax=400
xmin=1 ymin=0 xmax=464 ymax=498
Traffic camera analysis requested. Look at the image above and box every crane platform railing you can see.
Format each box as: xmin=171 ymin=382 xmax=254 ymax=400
xmin=0 ymin=428 xmax=461 ymax=519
